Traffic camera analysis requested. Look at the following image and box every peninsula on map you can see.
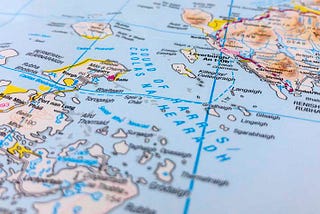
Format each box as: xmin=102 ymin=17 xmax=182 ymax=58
xmin=44 ymin=59 xmax=128 ymax=88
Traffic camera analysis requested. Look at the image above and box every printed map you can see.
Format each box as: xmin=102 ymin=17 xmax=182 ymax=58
xmin=0 ymin=0 xmax=320 ymax=213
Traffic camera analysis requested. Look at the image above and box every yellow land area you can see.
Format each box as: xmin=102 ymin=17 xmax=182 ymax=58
xmin=294 ymin=4 xmax=320 ymax=15
xmin=114 ymin=72 xmax=126 ymax=81
xmin=186 ymin=68 xmax=193 ymax=73
xmin=182 ymin=48 xmax=199 ymax=59
xmin=7 ymin=142 xmax=40 ymax=159
xmin=81 ymin=35 xmax=111 ymax=40
xmin=44 ymin=58 xmax=112 ymax=73
xmin=0 ymin=84 xmax=43 ymax=103
xmin=239 ymin=59 xmax=251 ymax=63
xmin=34 ymin=85 xmax=51 ymax=100
xmin=38 ymin=84 xmax=50 ymax=92
xmin=63 ymin=78 xmax=75 ymax=86
xmin=208 ymin=19 xmax=229 ymax=31
xmin=2 ymin=85 xmax=27 ymax=95
xmin=194 ymin=53 xmax=199 ymax=60
xmin=0 ymin=85 xmax=29 ymax=112
xmin=82 ymin=35 xmax=101 ymax=40
xmin=31 ymin=93 xmax=45 ymax=101
xmin=0 ymin=85 xmax=50 ymax=104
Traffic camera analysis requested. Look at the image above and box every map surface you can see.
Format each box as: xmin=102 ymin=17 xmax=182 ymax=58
xmin=0 ymin=0 xmax=320 ymax=213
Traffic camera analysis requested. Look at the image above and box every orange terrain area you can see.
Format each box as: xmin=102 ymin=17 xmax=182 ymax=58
xmin=182 ymin=9 xmax=211 ymax=26
xmin=265 ymin=54 xmax=299 ymax=79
